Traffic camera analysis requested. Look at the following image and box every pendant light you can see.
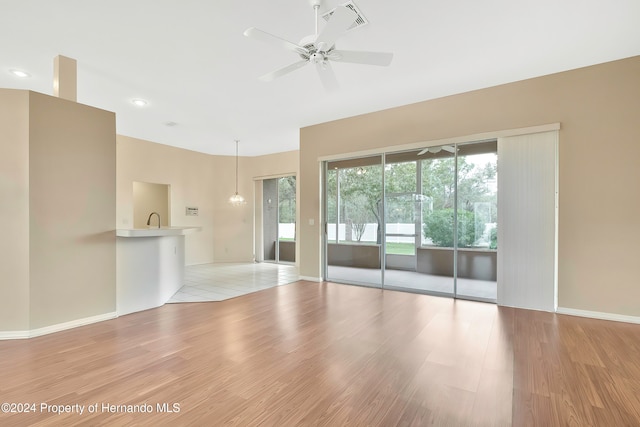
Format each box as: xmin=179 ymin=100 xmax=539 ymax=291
xmin=229 ymin=139 xmax=246 ymax=206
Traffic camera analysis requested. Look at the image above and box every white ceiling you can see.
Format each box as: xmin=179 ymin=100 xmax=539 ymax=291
xmin=1 ymin=0 xmax=639 ymax=156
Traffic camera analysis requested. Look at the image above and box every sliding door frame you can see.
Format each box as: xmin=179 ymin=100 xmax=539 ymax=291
xmin=255 ymin=174 xmax=297 ymax=265
xmin=322 ymin=140 xmax=503 ymax=304
xmin=322 ymin=154 xmax=386 ymax=288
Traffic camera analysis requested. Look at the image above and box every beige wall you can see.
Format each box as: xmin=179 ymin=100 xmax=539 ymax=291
xmin=28 ymin=92 xmax=116 ymax=328
xmin=117 ymin=137 xmax=299 ymax=265
xmin=211 ymin=150 xmax=299 ymax=263
xmin=132 ymin=181 xmax=170 ymax=228
xmin=0 ymin=89 xmax=116 ymax=332
xmin=210 ymin=154 xmax=251 ymax=262
xmin=117 ymin=135 xmax=216 ymax=265
xmin=248 ymin=150 xmax=299 ymax=179
xmin=0 ymin=90 xmax=30 ymax=331
xmin=300 ymin=56 xmax=640 ymax=317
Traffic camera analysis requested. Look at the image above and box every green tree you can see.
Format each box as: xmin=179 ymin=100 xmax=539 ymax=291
xmin=347 ymin=193 xmax=372 ymax=242
xmin=421 ymin=154 xmax=497 ymax=247
xmin=457 ymin=160 xmax=497 ymax=223
xmin=278 ymin=176 xmax=296 ymax=223
xmin=421 ymin=156 xmax=496 ymax=211
xmin=340 ymin=166 xmax=382 ymax=242
xmin=386 ymin=161 xmax=417 ymax=224
xmin=326 ymin=166 xmax=382 ymax=243
xmin=386 ymin=162 xmax=416 ymax=193
xmin=422 ymin=157 xmax=456 ymax=210
xmin=328 ymin=152 xmax=497 ymax=247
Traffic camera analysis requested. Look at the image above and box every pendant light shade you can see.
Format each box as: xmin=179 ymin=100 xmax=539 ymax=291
xmin=229 ymin=140 xmax=246 ymax=206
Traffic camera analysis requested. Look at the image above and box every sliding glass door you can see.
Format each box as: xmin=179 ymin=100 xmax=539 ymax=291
xmin=454 ymin=142 xmax=497 ymax=300
xmin=262 ymin=176 xmax=296 ymax=264
xmin=323 ymin=141 xmax=497 ymax=303
xmin=325 ymin=156 xmax=383 ymax=287
xmin=383 ymin=151 xmax=454 ymax=295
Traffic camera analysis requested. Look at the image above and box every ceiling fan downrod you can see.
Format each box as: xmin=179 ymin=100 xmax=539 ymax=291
xmin=312 ymin=0 xmax=321 ymax=36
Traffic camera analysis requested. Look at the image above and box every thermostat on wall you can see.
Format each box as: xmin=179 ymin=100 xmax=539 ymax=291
xmin=185 ymin=206 xmax=199 ymax=216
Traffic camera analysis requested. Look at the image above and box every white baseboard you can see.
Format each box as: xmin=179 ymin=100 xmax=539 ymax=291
xmin=299 ymin=276 xmax=323 ymax=282
xmin=556 ymin=307 xmax=640 ymax=325
xmin=0 ymin=312 xmax=118 ymax=340
xmin=212 ymin=259 xmax=255 ymax=264
xmin=0 ymin=330 xmax=30 ymax=340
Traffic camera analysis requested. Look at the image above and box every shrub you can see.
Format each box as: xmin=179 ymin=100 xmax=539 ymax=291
xmin=423 ymin=209 xmax=476 ymax=247
xmin=489 ymin=226 xmax=497 ymax=249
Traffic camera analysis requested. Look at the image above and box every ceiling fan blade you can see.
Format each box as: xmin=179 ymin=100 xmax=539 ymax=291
xmin=316 ymin=61 xmax=339 ymax=92
xmin=328 ymin=50 xmax=393 ymax=66
xmin=418 ymin=147 xmax=442 ymax=155
xmin=418 ymin=145 xmax=457 ymax=156
xmin=244 ymin=27 xmax=310 ymax=56
xmin=442 ymin=145 xmax=456 ymax=153
xmin=259 ymin=60 xmax=309 ymax=82
xmin=315 ymin=6 xmax=357 ymax=52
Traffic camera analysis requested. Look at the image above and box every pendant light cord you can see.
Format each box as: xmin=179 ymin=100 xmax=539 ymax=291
xmin=235 ymin=139 xmax=239 ymax=194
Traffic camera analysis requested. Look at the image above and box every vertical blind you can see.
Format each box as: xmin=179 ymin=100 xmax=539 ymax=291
xmin=497 ymin=131 xmax=558 ymax=311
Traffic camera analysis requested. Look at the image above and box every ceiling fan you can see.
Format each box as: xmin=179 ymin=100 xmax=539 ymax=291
xmin=243 ymin=0 xmax=393 ymax=91
xmin=418 ymin=145 xmax=457 ymax=155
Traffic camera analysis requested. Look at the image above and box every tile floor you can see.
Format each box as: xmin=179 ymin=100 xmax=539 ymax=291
xmin=168 ymin=262 xmax=494 ymax=305
xmin=168 ymin=262 xmax=299 ymax=303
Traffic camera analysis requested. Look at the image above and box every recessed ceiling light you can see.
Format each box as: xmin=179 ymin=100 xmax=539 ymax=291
xmin=131 ymin=98 xmax=148 ymax=107
xmin=10 ymin=69 xmax=30 ymax=78
xmin=164 ymin=121 xmax=178 ymax=127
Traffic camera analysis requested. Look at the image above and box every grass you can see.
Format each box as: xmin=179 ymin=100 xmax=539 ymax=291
xmin=385 ymin=242 xmax=416 ymax=255
xmin=330 ymin=240 xmax=416 ymax=255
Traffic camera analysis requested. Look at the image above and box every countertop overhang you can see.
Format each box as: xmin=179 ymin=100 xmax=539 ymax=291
xmin=116 ymin=226 xmax=202 ymax=237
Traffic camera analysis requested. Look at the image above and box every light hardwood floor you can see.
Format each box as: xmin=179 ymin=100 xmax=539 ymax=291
xmin=0 ymin=281 xmax=639 ymax=426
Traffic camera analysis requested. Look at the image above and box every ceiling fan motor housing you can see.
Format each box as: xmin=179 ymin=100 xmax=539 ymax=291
xmin=309 ymin=52 xmax=325 ymax=64
xmin=298 ymin=36 xmax=334 ymax=61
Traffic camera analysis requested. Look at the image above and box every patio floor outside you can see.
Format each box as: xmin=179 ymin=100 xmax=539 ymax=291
xmin=327 ymin=265 xmax=497 ymax=301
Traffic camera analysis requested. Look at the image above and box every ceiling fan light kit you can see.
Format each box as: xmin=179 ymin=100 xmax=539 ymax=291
xmin=244 ymin=0 xmax=393 ymax=92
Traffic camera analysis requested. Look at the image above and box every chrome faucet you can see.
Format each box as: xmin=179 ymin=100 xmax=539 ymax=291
xmin=146 ymin=212 xmax=161 ymax=228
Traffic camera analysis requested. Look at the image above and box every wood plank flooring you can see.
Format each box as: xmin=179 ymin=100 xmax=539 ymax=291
xmin=0 ymin=281 xmax=639 ymax=426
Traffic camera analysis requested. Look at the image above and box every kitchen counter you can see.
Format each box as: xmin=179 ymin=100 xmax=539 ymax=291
xmin=116 ymin=226 xmax=201 ymax=315
xmin=116 ymin=226 xmax=201 ymax=237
